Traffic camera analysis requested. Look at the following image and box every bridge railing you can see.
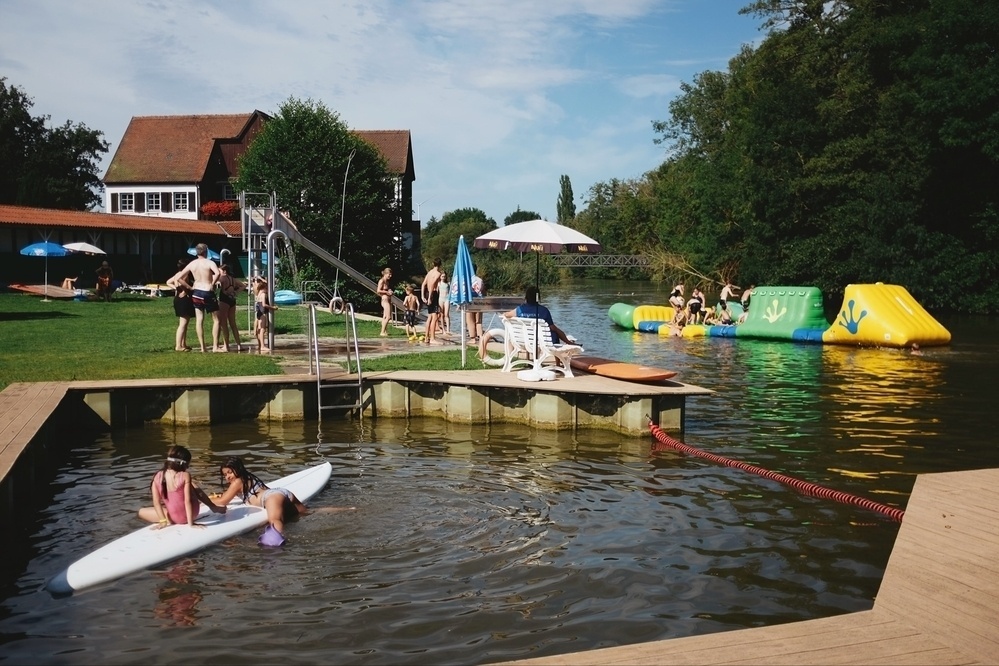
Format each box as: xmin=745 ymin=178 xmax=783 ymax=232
xmin=548 ymin=254 xmax=649 ymax=268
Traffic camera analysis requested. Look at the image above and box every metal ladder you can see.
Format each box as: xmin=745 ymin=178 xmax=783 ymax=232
xmin=307 ymin=302 xmax=364 ymax=420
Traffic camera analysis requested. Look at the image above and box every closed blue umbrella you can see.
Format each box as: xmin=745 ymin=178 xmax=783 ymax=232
xmin=449 ymin=235 xmax=479 ymax=366
xmin=20 ymin=242 xmax=70 ymax=301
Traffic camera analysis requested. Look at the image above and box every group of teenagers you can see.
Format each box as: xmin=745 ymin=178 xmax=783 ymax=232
xmin=138 ymin=446 xmax=309 ymax=543
xmin=376 ymin=258 xmax=485 ymax=346
xmin=667 ymin=281 xmax=755 ymax=334
xmin=165 ymin=243 xmax=276 ymax=354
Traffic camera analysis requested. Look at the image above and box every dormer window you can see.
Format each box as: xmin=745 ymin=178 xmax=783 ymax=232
xmin=121 ymin=193 xmax=134 ymax=212
xmin=147 ymin=192 xmax=161 ymax=212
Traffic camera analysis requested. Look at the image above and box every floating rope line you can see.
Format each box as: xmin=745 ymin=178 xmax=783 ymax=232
xmin=648 ymin=421 xmax=905 ymax=523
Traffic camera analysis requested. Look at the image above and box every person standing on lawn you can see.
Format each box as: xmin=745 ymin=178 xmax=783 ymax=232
xmin=180 ymin=244 xmax=222 ymax=353
xmin=421 ymin=258 xmax=443 ymax=346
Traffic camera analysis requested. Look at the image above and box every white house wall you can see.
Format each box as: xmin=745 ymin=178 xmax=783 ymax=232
xmin=105 ymin=185 xmax=200 ymax=221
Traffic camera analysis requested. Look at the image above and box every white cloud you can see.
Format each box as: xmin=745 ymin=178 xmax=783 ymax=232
xmin=0 ymin=0 xmax=761 ymax=223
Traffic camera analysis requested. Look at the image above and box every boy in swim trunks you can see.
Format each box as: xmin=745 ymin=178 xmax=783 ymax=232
xmin=421 ymin=258 xmax=443 ymax=345
xmin=403 ymin=284 xmax=419 ymax=340
xmin=179 ymin=243 xmax=222 ymax=352
xmin=253 ymin=276 xmax=278 ymax=353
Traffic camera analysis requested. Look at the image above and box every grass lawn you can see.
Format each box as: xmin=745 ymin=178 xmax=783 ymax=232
xmin=0 ymin=292 xmax=484 ymax=390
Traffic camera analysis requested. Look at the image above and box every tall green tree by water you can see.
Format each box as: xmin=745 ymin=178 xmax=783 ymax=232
xmin=578 ymin=0 xmax=999 ymax=313
xmin=557 ymin=175 xmax=575 ymax=223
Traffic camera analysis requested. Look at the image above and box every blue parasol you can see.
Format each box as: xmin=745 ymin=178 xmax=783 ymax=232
xmin=187 ymin=246 xmax=222 ymax=262
xmin=20 ymin=241 xmax=70 ymax=301
xmin=449 ymin=235 xmax=479 ymax=366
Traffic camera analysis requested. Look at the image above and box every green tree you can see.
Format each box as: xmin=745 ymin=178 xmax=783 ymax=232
xmin=645 ymin=0 xmax=999 ymax=311
xmin=422 ymin=207 xmax=497 ymax=269
xmin=0 ymin=78 xmax=108 ymax=210
xmin=234 ymin=97 xmax=399 ymax=303
xmin=556 ymin=175 xmax=575 ymax=223
xmin=504 ymin=207 xmax=540 ymax=225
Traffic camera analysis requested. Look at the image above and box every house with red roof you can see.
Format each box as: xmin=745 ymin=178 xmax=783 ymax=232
xmin=2 ymin=112 xmax=419 ymax=289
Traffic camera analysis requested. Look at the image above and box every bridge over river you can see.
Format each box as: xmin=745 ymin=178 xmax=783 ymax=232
xmin=548 ymin=254 xmax=648 ymax=268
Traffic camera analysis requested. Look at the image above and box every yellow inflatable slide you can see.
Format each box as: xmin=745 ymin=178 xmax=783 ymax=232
xmin=822 ymin=283 xmax=951 ymax=348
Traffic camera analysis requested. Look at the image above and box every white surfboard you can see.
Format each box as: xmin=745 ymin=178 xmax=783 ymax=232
xmin=46 ymin=461 xmax=333 ymax=595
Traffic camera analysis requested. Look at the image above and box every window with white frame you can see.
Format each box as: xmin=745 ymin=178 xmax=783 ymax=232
xmin=147 ymin=192 xmax=161 ymax=212
xmin=121 ymin=193 xmax=134 ymax=212
xmin=223 ymin=183 xmax=236 ymax=200
xmin=174 ymin=192 xmax=189 ymax=211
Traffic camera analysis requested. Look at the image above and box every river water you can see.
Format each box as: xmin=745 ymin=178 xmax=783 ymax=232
xmin=0 ymin=280 xmax=994 ymax=665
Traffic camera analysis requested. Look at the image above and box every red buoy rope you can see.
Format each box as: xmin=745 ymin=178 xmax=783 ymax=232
xmin=648 ymin=422 xmax=904 ymax=523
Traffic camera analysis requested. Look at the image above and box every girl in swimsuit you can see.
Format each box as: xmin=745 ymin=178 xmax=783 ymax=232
xmin=216 ymin=264 xmax=245 ymax=352
xmin=138 ymin=446 xmax=226 ymax=528
xmin=252 ymin=276 xmax=278 ymax=353
xmin=214 ymin=457 xmax=308 ymax=540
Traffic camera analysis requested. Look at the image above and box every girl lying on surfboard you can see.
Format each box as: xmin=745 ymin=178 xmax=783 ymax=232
xmin=138 ymin=446 xmax=227 ymax=529
xmin=214 ymin=457 xmax=308 ymax=541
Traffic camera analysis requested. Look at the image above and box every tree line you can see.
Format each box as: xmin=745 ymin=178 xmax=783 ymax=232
xmin=570 ymin=0 xmax=998 ymax=313
xmin=7 ymin=0 xmax=998 ymax=316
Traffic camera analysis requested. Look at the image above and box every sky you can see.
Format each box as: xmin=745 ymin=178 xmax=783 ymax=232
xmin=0 ymin=0 xmax=765 ymax=226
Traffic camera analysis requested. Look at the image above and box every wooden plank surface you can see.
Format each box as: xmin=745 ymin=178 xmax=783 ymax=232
xmin=0 ymin=382 xmax=68 ymax=478
xmin=503 ymin=467 xmax=999 ymax=666
xmin=7 ymin=283 xmax=80 ymax=299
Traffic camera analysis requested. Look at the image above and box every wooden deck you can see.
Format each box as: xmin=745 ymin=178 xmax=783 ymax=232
xmin=502 ymin=467 xmax=999 ymax=665
xmin=0 ymin=382 xmax=68 ymax=480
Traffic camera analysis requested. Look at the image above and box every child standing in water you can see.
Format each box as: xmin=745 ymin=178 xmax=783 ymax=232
xmin=253 ymin=276 xmax=278 ymax=353
xmin=214 ymin=457 xmax=308 ymax=540
xmin=138 ymin=446 xmax=226 ymax=528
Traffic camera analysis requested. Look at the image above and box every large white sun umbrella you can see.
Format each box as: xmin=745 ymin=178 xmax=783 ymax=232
xmin=20 ymin=241 xmax=70 ymax=301
xmin=474 ymin=219 xmax=601 ymax=348
xmin=62 ymin=241 xmax=106 ymax=255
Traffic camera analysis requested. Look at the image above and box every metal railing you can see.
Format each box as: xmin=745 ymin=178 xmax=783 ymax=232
xmin=307 ymin=302 xmax=363 ymax=421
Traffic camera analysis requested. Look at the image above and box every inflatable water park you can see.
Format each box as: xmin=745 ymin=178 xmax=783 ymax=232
xmin=610 ymin=283 xmax=951 ymax=348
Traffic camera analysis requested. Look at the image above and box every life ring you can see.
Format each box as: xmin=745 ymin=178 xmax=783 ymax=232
xmin=479 ymin=327 xmax=507 ymax=366
xmin=329 ymin=296 xmax=345 ymax=315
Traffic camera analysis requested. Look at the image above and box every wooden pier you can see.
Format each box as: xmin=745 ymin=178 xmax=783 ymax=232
xmin=502 ymin=466 xmax=999 ymax=665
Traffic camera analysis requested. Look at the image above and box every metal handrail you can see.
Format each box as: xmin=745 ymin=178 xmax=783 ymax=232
xmin=307 ymin=302 xmax=363 ymax=421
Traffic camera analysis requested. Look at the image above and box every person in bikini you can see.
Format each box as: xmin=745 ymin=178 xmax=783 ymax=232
xmin=216 ymin=263 xmax=245 ymax=352
xmin=214 ymin=457 xmax=308 ymax=541
xmin=376 ymin=267 xmax=393 ymax=337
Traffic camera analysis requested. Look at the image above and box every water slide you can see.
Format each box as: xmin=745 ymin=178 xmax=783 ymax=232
xmin=736 ymin=286 xmax=829 ymax=341
xmin=608 ymin=283 xmax=950 ymax=348
xmin=271 ymin=211 xmax=408 ymax=313
xmin=821 ymin=283 xmax=951 ymax=347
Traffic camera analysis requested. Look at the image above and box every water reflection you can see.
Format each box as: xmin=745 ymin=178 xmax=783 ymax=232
xmin=153 ymin=560 xmax=203 ymax=628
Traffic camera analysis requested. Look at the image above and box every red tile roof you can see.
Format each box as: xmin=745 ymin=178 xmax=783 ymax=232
xmin=0 ymin=204 xmax=228 ymax=236
xmin=355 ymin=130 xmax=414 ymax=178
xmin=103 ymin=113 xmax=414 ymax=185
xmin=103 ymin=113 xmax=268 ymax=184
